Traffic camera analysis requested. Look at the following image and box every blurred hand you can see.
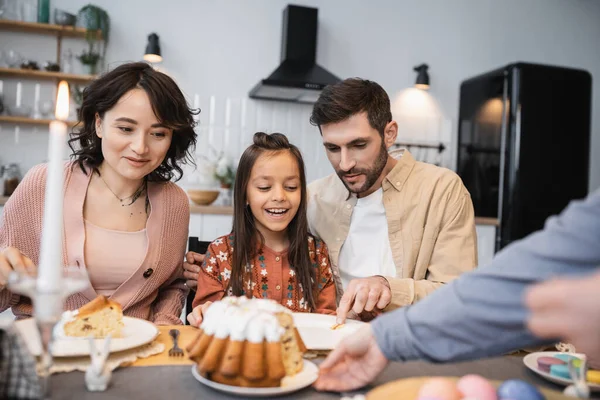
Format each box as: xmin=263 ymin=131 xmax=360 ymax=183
xmin=314 ymin=324 xmax=389 ymax=392
xmin=525 ymin=271 xmax=600 ymax=369
xmin=0 ymin=247 xmax=36 ymax=290
xmin=336 ymin=276 xmax=391 ymax=324
xmin=187 ymin=301 xmax=212 ymax=327
xmin=183 ymin=251 xmax=205 ymax=290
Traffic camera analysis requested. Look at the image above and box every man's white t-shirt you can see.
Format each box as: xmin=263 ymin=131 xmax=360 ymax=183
xmin=338 ymin=188 xmax=397 ymax=289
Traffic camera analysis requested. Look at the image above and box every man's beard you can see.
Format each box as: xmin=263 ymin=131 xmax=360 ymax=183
xmin=337 ymin=143 xmax=388 ymax=194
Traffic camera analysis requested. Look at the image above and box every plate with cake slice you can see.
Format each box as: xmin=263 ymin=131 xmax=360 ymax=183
xmin=292 ymin=313 xmax=365 ymax=350
xmin=14 ymin=296 xmax=159 ymax=357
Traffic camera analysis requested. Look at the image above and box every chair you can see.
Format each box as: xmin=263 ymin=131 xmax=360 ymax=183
xmin=185 ymin=237 xmax=210 ymax=325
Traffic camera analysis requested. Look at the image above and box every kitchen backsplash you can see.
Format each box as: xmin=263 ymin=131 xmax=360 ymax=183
xmin=0 ymin=91 xmax=453 ymax=190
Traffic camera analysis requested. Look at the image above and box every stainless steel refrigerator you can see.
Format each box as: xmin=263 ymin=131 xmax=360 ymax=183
xmin=457 ymin=62 xmax=591 ymax=251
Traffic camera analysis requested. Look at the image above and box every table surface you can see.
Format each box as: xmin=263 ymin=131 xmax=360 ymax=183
xmin=49 ymin=354 xmax=599 ymax=400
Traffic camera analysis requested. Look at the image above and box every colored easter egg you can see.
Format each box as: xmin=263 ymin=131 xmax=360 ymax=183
xmin=497 ymin=380 xmax=545 ymax=400
xmin=537 ymin=356 xmax=565 ymax=373
xmin=550 ymin=364 xmax=571 ymax=379
xmin=553 ymin=354 xmax=579 ymax=363
xmin=418 ymin=378 xmax=462 ymax=400
xmin=457 ymin=374 xmax=498 ymax=400
xmin=588 ymin=370 xmax=600 ymax=384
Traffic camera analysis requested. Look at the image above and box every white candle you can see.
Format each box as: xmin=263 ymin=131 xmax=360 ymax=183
xmin=209 ymin=95 xmax=215 ymax=126
xmin=240 ymin=98 xmax=247 ymax=128
xmin=37 ymin=81 xmax=69 ymax=295
xmin=34 ymin=83 xmax=40 ymax=105
xmin=224 ymin=98 xmax=231 ymax=149
xmin=15 ymin=82 xmax=22 ymax=108
xmin=33 ymin=83 xmax=41 ymax=119
xmin=193 ymin=94 xmax=200 ymax=122
xmin=208 ymin=96 xmax=215 ymax=146
xmin=225 ymin=98 xmax=231 ymax=127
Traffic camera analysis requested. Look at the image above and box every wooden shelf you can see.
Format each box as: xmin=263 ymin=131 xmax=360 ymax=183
xmin=0 ymin=20 xmax=102 ymax=39
xmin=0 ymin=115 xmax=78 ymax=128
xmin=0 ymin=67 xmax=96 ymax=83
xmin=189 ymin=204 xmax=233 ymax=215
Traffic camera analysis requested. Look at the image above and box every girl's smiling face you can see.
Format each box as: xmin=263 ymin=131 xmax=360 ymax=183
xmin=246 ymin=150 xmax=301 ymax=240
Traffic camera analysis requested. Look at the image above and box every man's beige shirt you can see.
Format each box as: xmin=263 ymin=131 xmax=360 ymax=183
xmin=308 ymin=150 xmax=478 ymax=310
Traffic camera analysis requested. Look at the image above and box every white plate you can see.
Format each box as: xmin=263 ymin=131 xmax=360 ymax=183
xmin=523 ymin=351 xmax=600 ymax=392
xmin=191 ymin=359 xmax=318 ymax=397
xmin=292 ymin=313 xmax=365 ymax=350
xmin=14 ymin=316 xmax=159 ymax=357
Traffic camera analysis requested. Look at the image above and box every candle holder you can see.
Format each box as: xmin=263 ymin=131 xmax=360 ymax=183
xmin=8 ymin=267 xmax=90 ymax=399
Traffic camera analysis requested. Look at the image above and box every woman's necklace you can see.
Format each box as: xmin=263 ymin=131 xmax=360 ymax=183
xmin=97 ymin=171 xmax=146 ymax=207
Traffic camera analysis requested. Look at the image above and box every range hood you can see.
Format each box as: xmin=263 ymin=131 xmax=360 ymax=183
xmin=249 ymin=5 xmax=341 ymax=104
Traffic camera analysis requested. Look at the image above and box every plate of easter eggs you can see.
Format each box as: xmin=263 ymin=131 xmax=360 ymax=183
xmin=366 ymin=375 xmax=570 ymax=400
xmin=523 ymin=352 xmax=600 ymax=391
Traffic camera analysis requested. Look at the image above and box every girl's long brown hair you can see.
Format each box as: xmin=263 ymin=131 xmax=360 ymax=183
xmin=230 ymin=132 xmax=316 ymax=310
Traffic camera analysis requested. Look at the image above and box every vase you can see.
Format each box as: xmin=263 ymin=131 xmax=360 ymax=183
xmin=37 ymin=0 xmax=49 ymax=23
xmin=219 ymin=184 xmax=233 ymax=206
xmin=82 ymin=63 xmax=97 ymax=75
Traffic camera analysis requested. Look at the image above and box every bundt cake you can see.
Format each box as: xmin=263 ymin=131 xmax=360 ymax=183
xmin=187 ymin=296 xmax=307 ymax=387
xmin=63 ymin=295 xmax=124 ymax=338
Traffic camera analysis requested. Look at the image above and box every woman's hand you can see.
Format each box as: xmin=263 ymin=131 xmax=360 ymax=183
xmin=0 ymin=247 xmax=36 ymax=289
xmin=187 ymin=301 xmax=213 ymax=327
xmin=183 ymin=251 xmax=205 ymax=290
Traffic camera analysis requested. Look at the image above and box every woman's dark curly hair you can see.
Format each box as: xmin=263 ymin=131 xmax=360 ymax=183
xmin=69 ymin=62 xmax=198 ymax=182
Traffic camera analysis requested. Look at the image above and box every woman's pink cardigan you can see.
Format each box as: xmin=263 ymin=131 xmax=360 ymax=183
xmin=0 ymin=162 xmax=189 ymax=325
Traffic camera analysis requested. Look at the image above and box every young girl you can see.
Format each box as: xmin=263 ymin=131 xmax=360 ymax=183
xmin=188 ymin=132 xmax=336 ymax=325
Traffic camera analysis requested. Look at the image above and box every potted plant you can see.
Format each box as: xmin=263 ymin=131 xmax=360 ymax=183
xmin=76 ymin=4 xmax=110 ymax=75
xmin=214 ymin=155 xmax=236 ymax=189
xmin=77 ymin=44 xmax=101 ymax=75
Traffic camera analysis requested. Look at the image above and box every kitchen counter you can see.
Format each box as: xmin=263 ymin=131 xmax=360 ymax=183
xmin=2 ymin=197 xmax=498 ymax=224
xmin=474 ymin=217 xmax=499 ymax=226
xmin=1 ymin=196 xmax=232 ymax=214
xmin=189 ymin=204 xmax=232 ymax=215
xmin=0 ymin=195 xmax=233 ymax=215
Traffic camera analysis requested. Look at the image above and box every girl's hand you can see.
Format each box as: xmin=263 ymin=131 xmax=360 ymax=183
xmin=0 ymin=247 xmax=36 ymax=290
xmin=187 ymin=301 xmax=213 ymax=327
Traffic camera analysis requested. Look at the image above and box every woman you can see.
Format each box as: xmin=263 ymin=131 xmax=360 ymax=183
xmin=0 ymin=62 xmax=197 ymax=325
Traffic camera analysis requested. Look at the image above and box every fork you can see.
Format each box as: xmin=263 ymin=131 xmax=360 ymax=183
xmin=168 ymin=329 xmax=184 ymax=357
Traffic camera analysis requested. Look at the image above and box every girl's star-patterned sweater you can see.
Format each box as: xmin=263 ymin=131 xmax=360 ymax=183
xmin=192 ymin=234 xmax=336 ymax=314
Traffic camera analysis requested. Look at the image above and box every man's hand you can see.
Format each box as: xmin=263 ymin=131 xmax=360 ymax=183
xmin=313 ymin=324 xmax=389 ymax=392
xmin=0 ymin=247 xmax=36 ymax=289
xmin=187 ymin=301 xmax=212 ymax=327
xmin=336 ymin=276 xmax=391 ymax=324
xmin=525 ymin=271 xmax=600 ymax=369
xmin=182 ymin=251 xmax=205 ymax=290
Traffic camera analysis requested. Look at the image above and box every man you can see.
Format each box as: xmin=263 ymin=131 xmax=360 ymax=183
xmin=183 ymin=78 xmax=478 ymax=323
xmin=307 ymin=78 xmax=477 ymax=322
xmin=314 ymin=188 xmax=600 ymax=392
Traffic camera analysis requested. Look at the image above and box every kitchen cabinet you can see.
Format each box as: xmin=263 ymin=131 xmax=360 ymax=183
xmin=189 ymin=213 xmax=233 ymax=242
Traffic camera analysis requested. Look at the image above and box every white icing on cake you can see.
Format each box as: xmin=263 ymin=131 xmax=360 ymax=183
xmin=52 ymin=309 xmax=80 ymax=338
xmin=200 ymin=297 xmax=288 ymax=343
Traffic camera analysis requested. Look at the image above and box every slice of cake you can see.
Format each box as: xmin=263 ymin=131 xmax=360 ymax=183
xmin=63 ymin=295 xmax=124 ymax=338
xmin=187 ymin=297 xmax=307 ymax=387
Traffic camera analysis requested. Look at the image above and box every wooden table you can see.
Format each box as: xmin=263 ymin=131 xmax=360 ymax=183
xmin=46 ymin=326 xmax=598 ymax=399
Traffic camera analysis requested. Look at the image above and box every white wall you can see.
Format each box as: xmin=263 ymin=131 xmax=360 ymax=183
xmin=2 ymin=0 xmax=600 ymax=190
